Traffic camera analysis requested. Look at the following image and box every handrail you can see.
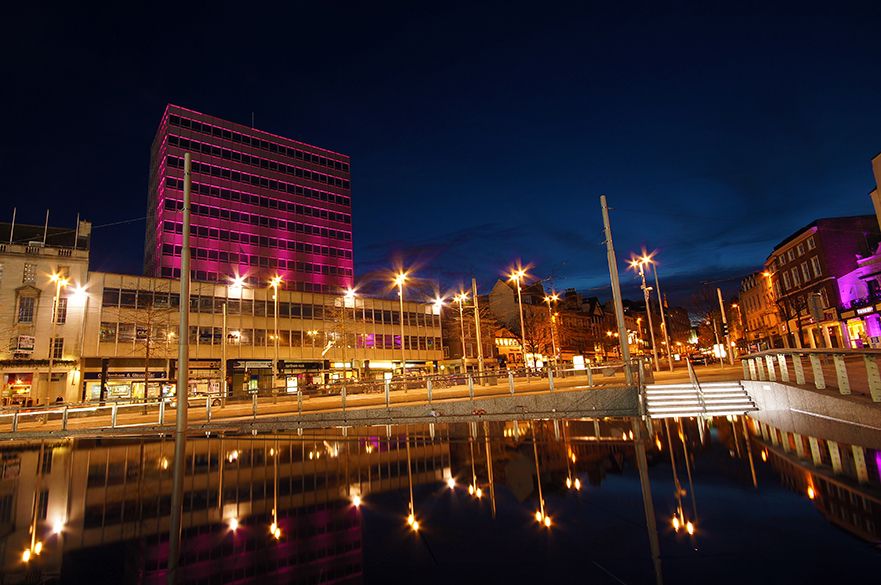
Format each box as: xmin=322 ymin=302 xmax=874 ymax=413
xmin=743 ymin=347 xmax=881 ymax=357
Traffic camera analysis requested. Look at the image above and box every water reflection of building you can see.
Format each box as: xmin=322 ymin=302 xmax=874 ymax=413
xmin=748 ymin=417 xmax=881 ymax=544
xmin=0 ymin=429 xmax=450 ymax=583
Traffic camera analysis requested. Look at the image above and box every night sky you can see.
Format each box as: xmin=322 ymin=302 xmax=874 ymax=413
xmin=5 ymin=2 xmax=881 ymax=305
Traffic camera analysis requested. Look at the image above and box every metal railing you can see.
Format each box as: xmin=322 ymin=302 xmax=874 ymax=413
xmin=0 ymin=362 xmax=645 ymax=435
xmin=741 ymin=348 xmax=881 ymax=403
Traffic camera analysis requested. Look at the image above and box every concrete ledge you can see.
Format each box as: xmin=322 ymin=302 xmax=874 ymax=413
xmin=0 ymin=386 xmax=640 ymax=440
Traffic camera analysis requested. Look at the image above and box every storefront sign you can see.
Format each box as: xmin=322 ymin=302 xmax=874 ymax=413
xmin=13 ymin=336 xmax=34 ymax=352
xmin=84 ymin=371 xmax=167 ymax=380
xmin=857 ymin=306 xmax=875 ymax=316
xmin=233 ymin=360 xmax=272 ymax=370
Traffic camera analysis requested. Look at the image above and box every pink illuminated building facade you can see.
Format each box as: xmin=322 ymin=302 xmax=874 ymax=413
xmin=145 ymin=104 xmax=353 ymax=292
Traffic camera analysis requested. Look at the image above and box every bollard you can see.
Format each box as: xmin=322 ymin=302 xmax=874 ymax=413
xmin=252 ymin=393 xmax=258 ymax=419
xmin=111 ymin=403 xmax=119 ymax=428
xmin=587 ymin=365 xmax=594 ymax=388
xmin=384 ymin=380 xmax=391 ymax=408
xmin=548 ymin=368 xmax=555 ymax=392
xmin=206 ymin=396 xmax=212 ymax=422
xmin=341 ymin=385 xmax=347 ymax=414
xmin=12 ymin=410 xmax=19 ymax=433
xmin=62 ymin=406 xmax=69 ymax=431
xmin=508 ymin=371 xmax=515 ymax=395
xmin=468 ymin=375 xmax=474 ymax=400
xmin=159 ymin=400 xmax=165 ymax=425
xmin=427 ymin=378 xmax=433 ymax=405
xmin=297 ymin=390 xmax=303 ymax=417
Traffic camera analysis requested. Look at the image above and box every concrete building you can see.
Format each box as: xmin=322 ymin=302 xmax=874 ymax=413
xmin=145 ymin=104 xmax=353 ymax=293
xmin=739 ymin=271 xmax=781 ymax=350
xmin=0 ymin=220 xmax=92 ymax=405
xmin=764 ymin=216 xmax=881 ymax=348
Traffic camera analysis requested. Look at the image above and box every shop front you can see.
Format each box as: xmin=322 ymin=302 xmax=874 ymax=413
xmin=2 ymin=372 xmax=33 ymax=406
xmin=83 ymin=369 xmax=170 ymax=402
xmin=839 ymin=303 xmax=881 ymax=349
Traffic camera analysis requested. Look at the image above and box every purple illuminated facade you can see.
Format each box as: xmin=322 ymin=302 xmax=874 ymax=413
xmin=145 ymin=104 xmax=353 ymax=292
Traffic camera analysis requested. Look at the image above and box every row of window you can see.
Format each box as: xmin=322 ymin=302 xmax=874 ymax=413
xmin=162 ymin=221 xmax=353 ymax=261
xmin=168 ymin=114 xmax=350 ymax=173
xmin=101 ymin=322 xmax=440 ymax=351
xmin=166 ymin=157 xmax=350 ymax=210
xmin=781 ymin=256 xmax=823 ymax=291
xmin=157 ymin=266 xmax=344 ymax=292
xmin=774 ymin=236 xmax=816 ymax=269
xmin=100 ymin=288 xmax=438 ymax=325
xmin=168 ymin=134 xmax=350 ymax=193
xmin=162 ymin=197 xmax=353 ymax=242
xmin=160 ymin=245 xmax=354 ymax=277
xmin=167 ymin=177 xmax=350 ymax=221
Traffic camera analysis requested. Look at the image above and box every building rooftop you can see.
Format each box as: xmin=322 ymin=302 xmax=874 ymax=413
xmin=0 ymin=221 xmax=91 ymax=250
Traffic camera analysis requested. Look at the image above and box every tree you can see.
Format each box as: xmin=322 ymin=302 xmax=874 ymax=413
xmin=118 ymin=280 xmax=176 ymax=402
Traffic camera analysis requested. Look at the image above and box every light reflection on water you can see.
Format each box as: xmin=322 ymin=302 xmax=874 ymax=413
xmin=1 ymin=416 xmax=879 ymax=584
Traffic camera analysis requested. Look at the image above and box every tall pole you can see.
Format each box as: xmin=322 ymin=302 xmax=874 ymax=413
xmin=8 ymin=207 xmax=15 ymax=244
xmin=650 ymin=263 xmax=674 ymax=371
xmin=601 ymin=195 xmax=633 ymax=385
xmin=221 ymin=302 xmax=227 ymax=400
xmin=639 ymin=263 xmax=660 ymax=372
xmin=457 ymin=295 xmax=467 ymax=369
xmin=717 ymin=288 xmax=734 ymax=365
xmin=544 ymin=296 xmax=558 ymax=367
xmin=515 ymin=279 xmax=527 ymax=367
xmin=168 ymin=152 xmax=192 ymax=584
xmin=472 ymin=278 xmax=485 ymax=377
xmin=273 ymin=282 xmax=280 ymax=393
xmin=398 ymin=281 xmax=406 ymax=375
xmin=47 ymin=276 xmax=64 ymax=402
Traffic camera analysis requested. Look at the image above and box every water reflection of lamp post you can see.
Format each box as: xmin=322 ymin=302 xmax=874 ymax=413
xmin=404 ymin=431 xmax=420 ymax=531
xmin=531 ymin=421 xmax=551 ymax=528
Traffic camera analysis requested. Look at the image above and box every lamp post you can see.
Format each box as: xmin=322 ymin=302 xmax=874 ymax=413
xmin=454 ymin=292 xmax=469 ymax=371
xmin=343 ymin=287 xmax=356 ymax=380
xmin=223 ymin=275 xmax=246 ymax=402
xmin=629 ymin=258 xmax=659 ymax=372
xmin=47 ymin=272 xmax=69 ymax=402
xmin=543 ymin=292 xmax=559 ymax=367
xmin=508 ymin=268 xmax=528 ymax=370
xmin=433 ymin=297 xmax=445 ymax=367
xmin=394 ymin=272 xmax=408 ymax=375
xmin=642 ymin=255 xmax=674 ymax=372
xmin=270 ymin=275 xmax=282 ymax=396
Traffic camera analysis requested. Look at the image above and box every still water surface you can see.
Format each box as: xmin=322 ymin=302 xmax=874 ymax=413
xmin=1 ymin=416 xmax=879 ymax=584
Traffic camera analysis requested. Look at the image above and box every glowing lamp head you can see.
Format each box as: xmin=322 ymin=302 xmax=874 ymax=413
xmin=270 ymin=275 xmax=283 ymax=288
xmin=686 ymin=521 xmax=695 ymax=535
xmin=574 ymin=478 xmax=582 ymax=490
xmin=270 ymin=522 xmax=277 ymax=534
xmin=230 ymin=274 xmax=247 ymax=289
xmin=52 ymin=519 xmax=64 ymax=535
xmin=407 ymin=513 xmax=415 ymax=526
xmin=476 ymin=487 xmax=483 ymax=499
xmin=761 ymin=450 xmax=768 ymax=462
xmin=22 ymin=549 xmax=31 ymax=563
xmin=447 ymin=477 xmax=456 ymax=490
xmin=394 ymin=272 xmax=408 ymax=287
xmin=535 ymin=510 xmax=543 ymax=523
xmin=807 ymin=486 xmax=816 ymax=500
xmin=274 ymin=527 xmax=282 ymax=539
xmin=34 ymin=541 xmax=42 ymax=555
xmin=543 ymin=515 xmax=551 ymax=528
xmin=229 ymin=517 xmax=239 ymax=531
xmin=352 ymin=495 xmax=362 ymax=508
xmin=411 ymin=520 xmax=420 ymax=532
xmin=566 ymin=477 xmax=572 ymax=489
xmin=345 ymin=287 xmax=356 ymax=300
xmin=468 ymin=484 xmax=475 ymax=495
xmin=672 ymin=515 xmax=681 ymax=532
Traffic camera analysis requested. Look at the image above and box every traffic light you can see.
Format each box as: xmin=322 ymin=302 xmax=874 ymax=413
xmin=722 ymin=322 xmax=729 ymax=336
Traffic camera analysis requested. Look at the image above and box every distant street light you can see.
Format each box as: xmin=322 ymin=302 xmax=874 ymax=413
xmin=543 ymin=292 xmax=560 ymax=367
xmin=433 ymin=296 xmax=446 ymax=366
xmin=270 ymin=275 xmax=283 ymax=395
xmin=394 ymin=272 xmax=408 ymax=375
xmin=508 ymin=266 xmax=529 ymax=369
xmin=629 ymin=257 xmax=659 ymax=372
xmin=454 ymin=291 xmax=469 ymax=371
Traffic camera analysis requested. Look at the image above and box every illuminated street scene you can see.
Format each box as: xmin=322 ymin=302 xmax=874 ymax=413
xmin=3 ymin=2 xmax=881 ymax=583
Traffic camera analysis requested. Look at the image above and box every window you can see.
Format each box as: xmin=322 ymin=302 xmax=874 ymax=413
xmin=819 ymin=288 xmax=829 ymax=309
xmin=807 ymin=236 xmax=816 ymax=250
xmin=811 ymin=256 xmax=822 ymax=278
xmin=50 ymin=337 xmax=63 ymax=359
xmin=783 ymin=272 xmax=791 ymax=290
xmin=18 ymin=297 xmax=35 ymax=323
xmin=39 ymin=449 xmax=53 ymax=475
xmin=787 ymin=250 xmax=795 ymax=261
xmin=797 ymin=243 xmax=805 ymax=256
xmin=791 ymin=268 xmax=800 ymax=287
xmin=100 ymin=322 xmax=117 ymax=342
xmin=55 ymin=297 xmax=68 ymax=324
xmin=801 ymin=262 xmax=811 ymax=282
xmin=778 ymin=254 xmax=786 ymax=266
xmin=23 ymin=263 xmax=36 ymax=284
xmin=37 ymin=490 xmax=49 ymax=520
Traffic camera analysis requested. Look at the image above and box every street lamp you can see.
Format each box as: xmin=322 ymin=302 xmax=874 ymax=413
xmin=270 ymin=275 xmax=283 ymax=396
xmin=543 ymin=292 xmax=560 ymax=367
xmin=508 ymin=266 xmax=529 ymax=370
xmin=343 ymin=287 xmax=357 ymax=380
xmin=454 ymin=292 xmax=469 ymax=371
xmin=433 ymin=296 xmax=445 ymax=365
xmin=628 ymin=257 xmax=659 ymax=372
xmin=394 ymin=272 xmax=408 ymax=375
xmin=47 ymin=272 xmax=70 ymax=401
xmin=640 ymin=253 xmax=674 ymax=372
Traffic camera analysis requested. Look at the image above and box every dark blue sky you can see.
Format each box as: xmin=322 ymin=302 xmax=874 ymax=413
xmin=4 ymin=1 xmax=881 ymax=304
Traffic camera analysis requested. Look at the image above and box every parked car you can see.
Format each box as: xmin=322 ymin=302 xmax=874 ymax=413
xmin=689 ymin=355 xmax=709 ymax=366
